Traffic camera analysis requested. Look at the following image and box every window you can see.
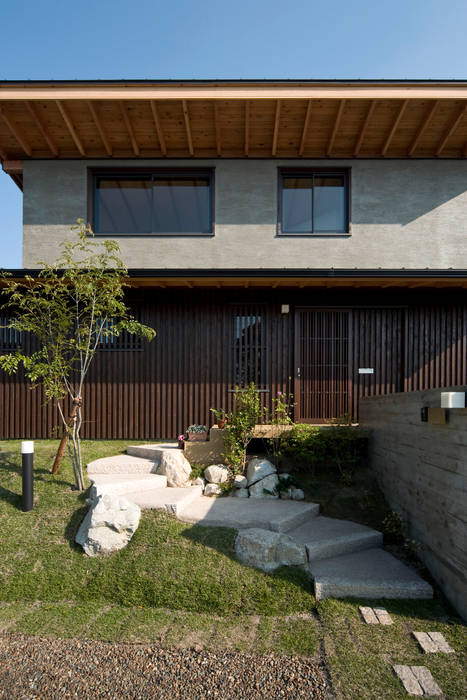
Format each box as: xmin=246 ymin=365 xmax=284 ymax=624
xmin=96 ymin=317 xmax=143 ymax=351
xmin=232 ymin=309 xmax=267 ymax=388
xmin=0 ymin=317 xmax=21 ymax=351
xmin=92 ymin=170 xmax=213 ymax=236
xmin=279 ymin=170 xmax=349 ymax=235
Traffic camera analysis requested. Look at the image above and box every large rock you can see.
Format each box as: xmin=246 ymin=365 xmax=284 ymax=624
xmin=246 ymin=458 xmax=276 ymax=486
xmin=234 ymin=474 xmax=248 ymax=489
xmin=249 ymin=473 xmax=279 ymax=499
xmin=232 ymin=487 xmax=249 ymax=498
xmin=204 ymin=464 xmax=230 ymax=484
xmin=75 ymin=494 xmax=141 ymax=557
xmin=235 ymin=528 xmax=307 ymax=572
xmin=157 ymin=450 xmax=192 ymax=487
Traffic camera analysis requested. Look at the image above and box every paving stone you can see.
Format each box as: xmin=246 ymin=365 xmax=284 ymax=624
xmin=373 ymin=606 xmax=393 ymax=625
xmin=428 ymin=631 xmax=455 ymax=654
xmin=359 ymin=606 xmax=379 ymax=624
xmin=411 ymin=666 xmax=443 ymax=696
xmin=413 ymin=631 xmax=441 ymax=654
xmin=393 ymin=665 xmax=423 ymax=696
xmin=289 ymin=516 xmax=382 ymax=562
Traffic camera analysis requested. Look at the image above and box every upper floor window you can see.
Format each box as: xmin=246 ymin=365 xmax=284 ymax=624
xmin=92 ymin=170 xmax=213 ymax=236
xmin=279 ymin=169 xmax=349 ymax=235
xmin=0 ymin=316 xmax=21 ymax=351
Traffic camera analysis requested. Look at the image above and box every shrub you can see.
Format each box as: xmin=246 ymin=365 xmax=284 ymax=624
xmin=277 ymin=423 xmax=367 ymax=481
xmin=223 ymin=383 xmax=262 ymax=473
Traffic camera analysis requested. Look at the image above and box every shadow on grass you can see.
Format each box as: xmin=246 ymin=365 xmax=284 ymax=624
xmin=180 ymin=520 xmax=313 ymax=600
xmin=0 ymin=452 xmax=75 ymax=509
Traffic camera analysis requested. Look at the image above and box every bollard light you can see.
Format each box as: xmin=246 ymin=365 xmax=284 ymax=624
xmin=21 ymin=441 xmax=34 ymax=512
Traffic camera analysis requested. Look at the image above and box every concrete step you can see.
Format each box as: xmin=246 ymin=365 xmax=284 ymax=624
xmin=177 ymin=497 xmax=319 ymax=532
xmin=127 ymin=443 xmax=179 ymax=462
xmin=310 ymin=548 xmax=433 ymax=600
xmin=87 ymin=454 xmax=158 ymax=475
xmin=88 ymin=473 xmax=167 ymax=498
xmin=124 ymin=485 xmax=204 ymax=515
xmin=288 ymin=516 xmax=383 ymax=562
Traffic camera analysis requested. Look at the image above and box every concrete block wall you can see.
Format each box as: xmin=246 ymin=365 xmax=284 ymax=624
xmin=359 ymin=387 xmax=467 ymax=621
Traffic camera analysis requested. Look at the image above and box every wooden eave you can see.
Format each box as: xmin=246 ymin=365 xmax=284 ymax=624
xmin=3 ymin=268 xmax=467 ymax=290
xmin=1 ymin=80 xmax=467 ymax=178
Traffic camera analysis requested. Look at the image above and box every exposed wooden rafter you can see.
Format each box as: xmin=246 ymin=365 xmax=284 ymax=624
xmin=244 ymin=100 xmax=249 ymax=156
xmin=272 ymin=100 xmax=281 ymax=156
xmin=26 ymin=101 xmax=58 ymax=156
xmin=182 ymin=100 xmax=194 ymax=156
xmin=408 ymin=100 xmax=439 ymax=156
xmin=0 ymin=106 xmax=32 ymax=156
xmin=0 ymin=144 xmax=8 ymax=161
xmin=56 ymin=100 xmax=86 ymax=155
xmin=118 ymin=101 xmax=140 ymax=156
xmin=214 ymin=103 xmax=221 ymax=156
xmin=327 ymin=100 xmax=345 ymax=156
xmin=87 ymin=101 xmax=112 ymax=156
xmin=381 ymin=99 xmax=408 ymax=156
xmin=299 ymin=100 xmax=312 ymax=156
xmin=435 ymin=104 xmax=467 ymax=156
xmin=149 ymin=100 xmax=167 ymax=156
xmin=353 ymin=100 xmax=376 ymax=156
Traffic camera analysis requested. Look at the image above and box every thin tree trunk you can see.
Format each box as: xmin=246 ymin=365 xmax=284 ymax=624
xmin=51 ymin=397 xmax=81 ymax=475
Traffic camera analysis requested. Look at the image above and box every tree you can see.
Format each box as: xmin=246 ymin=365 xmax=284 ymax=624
xmin=0 ymin=220 xmax=156 ymax=490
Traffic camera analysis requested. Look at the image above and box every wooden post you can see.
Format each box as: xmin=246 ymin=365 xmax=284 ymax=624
xmin=51 ymin=398 xmax=80 ymax=474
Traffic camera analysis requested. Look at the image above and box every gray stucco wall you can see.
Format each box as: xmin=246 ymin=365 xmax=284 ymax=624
xmin=23 ymin=159 xmax=467 ymax=269
xmin=359 ymin=388 xmax=467 ymax=621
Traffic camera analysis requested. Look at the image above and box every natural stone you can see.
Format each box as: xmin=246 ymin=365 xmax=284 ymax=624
xmin=234 ymin=474 xmax=248 ymax=489
xmin=279 ymin=488 xmax=292 ymax=500
xmin=249 ymin=473 xmax=279 ymax=499
xmin=192 ymin=477 xmax=205 ymax=488
xmin=278 ymin=473 xmax=292 ymax=482
xmin=157 ymin=450 xmax=192 ymax=487
xmin=233 ymin=487 xmax=249 ymax=498
xmin=75 ymin=494 xmax=141 ymax=557
xmin=235 ymin=528 xmax=307 ymax=572
xmin=204 ymin=464 xmax=230 ymax=484
xmin=291 ymin=487 xmax=305 ymax=501
xmin=204 ymin=483 xmax=221 ymax=496
xmin=246 ymin=458 xmax=276 ymax=486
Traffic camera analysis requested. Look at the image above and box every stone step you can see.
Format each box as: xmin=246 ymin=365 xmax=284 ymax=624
xmin=288 ymin=516 xmax=383 ymax=562
xmin=87 ymin=454 xmax=158 ymax=475
xmin=177 ymin=497 xmax=319 ymax=532
xmin=124 ymin=485 xmax=204 ymax=515
xmin=310 ymin=548 xmax=433 ymax=600
xmin=88 ymin=473 xmax=167 ymax=499
xmin=127 ymin=443 xmax=179 ymax=463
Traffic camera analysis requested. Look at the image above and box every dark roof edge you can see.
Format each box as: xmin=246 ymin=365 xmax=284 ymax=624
xmin=1 ymin=78 xmax=467 ymax=86
xmin=2 ymin=268 xmax=467 ymax=279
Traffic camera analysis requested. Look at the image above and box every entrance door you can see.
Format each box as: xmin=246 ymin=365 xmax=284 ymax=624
xmin=295 ymin=309 xmax=351 ymax=422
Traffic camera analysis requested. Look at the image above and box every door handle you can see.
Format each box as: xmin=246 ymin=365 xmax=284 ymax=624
xmin=297 ymin=367 xmax=301 ymax=378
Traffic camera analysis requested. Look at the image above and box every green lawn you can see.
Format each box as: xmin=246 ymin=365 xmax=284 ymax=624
xmin=0 ymin=439 xmax=465 ymax=698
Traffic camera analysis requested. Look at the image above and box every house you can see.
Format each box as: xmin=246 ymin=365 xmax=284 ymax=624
xmin=1 ymin=79 xmax=467 ymax=439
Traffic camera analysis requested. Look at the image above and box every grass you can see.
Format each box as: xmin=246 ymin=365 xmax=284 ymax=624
xmin=0 ymin=439 xmax=466 ymax=697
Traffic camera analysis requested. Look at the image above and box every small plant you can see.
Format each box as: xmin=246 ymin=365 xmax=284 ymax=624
xmin=223 ymin=382 xmax=262 ymax=473
xmin=210 ymin=407 xmax=226 ymax=420
xmin=263 ymin=389 xmax=295 ymax=466
xmin=382 ymin=510 xmax=421 ymax=559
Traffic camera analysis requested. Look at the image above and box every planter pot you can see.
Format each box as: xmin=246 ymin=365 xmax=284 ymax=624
xmin=178 ymin=439 xmax=185 ymax=449
xmin=216 ymin=419 xmax=226 ymax=429
xmin=187 ymin=432 xmax=208 ymax=442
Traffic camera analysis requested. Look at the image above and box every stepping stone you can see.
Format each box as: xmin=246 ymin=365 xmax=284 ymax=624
xmin=373 ymin=606 xmax=393 ymax=625
xmin=177 ymin=496 xmax=319 ymax=532
xmin=87 ymin=455 xmax=157 ymax=475
xmin=310 ymin=549 xmax=433 ymax=600
xmin=411 ymin=666 xmax=443 ymax=696
xmin=288 ymin=516 xmax=382 ymax=562
xmin=124 ymin=486 xmax=203 ymax=515
xmin=413 ymin=631 xmax=455 ymax=654
xmin=393 ymin=665 xmax=423 ymax=696
xmin=359 ymin=605 xmax=393 ymax=624
xmin=127 ymin=443 xmax=179 ymax=462
xmin=88 ymin=473 xmax=167 ymax=498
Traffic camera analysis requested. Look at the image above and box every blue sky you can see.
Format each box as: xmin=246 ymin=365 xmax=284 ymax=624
xmin=1 ymin=0 xmax=467 ymax=267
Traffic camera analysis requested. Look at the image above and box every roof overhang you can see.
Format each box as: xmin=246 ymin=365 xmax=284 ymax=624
xmin=3 ymin=268 xmax=467 ymax=290
xmin=1 ymin=80 xmax=467 ymax=186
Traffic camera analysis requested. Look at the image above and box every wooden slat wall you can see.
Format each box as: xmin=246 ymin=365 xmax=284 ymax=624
xmin=0 ymin=298 xmax=466 ymax=439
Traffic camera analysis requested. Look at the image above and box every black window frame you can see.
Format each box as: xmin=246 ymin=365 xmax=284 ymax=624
xmin=277 ymin=168 xmax=351 ymax=236
xmin=89 ymin=168 xmax=215 ymax=237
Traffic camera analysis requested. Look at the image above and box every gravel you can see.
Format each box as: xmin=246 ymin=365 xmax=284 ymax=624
xmin=0 ymin=634 xmax=331 ymax=699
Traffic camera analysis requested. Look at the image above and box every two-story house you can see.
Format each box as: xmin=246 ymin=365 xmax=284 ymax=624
xmin=1 ymin=79 xmax=467 ymax=439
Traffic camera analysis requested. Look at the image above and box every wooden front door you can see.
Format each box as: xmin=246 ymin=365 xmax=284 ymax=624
xmin=294 ymin=309 xmax=351 ymax=422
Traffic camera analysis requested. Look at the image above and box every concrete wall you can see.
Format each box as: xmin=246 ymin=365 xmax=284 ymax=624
xmin=360 ymin=388 xmax=467 ymax=620
xmin=23 ymin=158 xmax=467 ymax=269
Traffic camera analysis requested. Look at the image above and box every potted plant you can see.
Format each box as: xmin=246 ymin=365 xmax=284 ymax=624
xmin=210 ymin=407 xmax=227 ymax=429
xmin=186 ymin=424 xmax=208 ymax=441
xmin=177 ymin=434 xmax=185 ymax=449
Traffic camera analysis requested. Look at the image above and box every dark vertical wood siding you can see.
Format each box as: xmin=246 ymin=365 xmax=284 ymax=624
xmin=0 ymin=293 xmax=466 ymax=439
